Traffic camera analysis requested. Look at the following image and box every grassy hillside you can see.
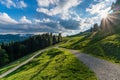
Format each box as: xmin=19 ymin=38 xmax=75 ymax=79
xmin=60 ymin=32 xmax=92 ymax=49
xmin=1 ymin=48 xmax=97 ymax=80
xmin=61 ymin=32 xmax=120 ymax=64
xmin=0 ymin=50 xmax=41 ymax=75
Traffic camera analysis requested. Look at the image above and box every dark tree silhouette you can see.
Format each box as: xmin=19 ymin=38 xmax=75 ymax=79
xmin=93 ymin=23 xmax=99 ymax=32
xmin=0 ymin=48 xmax=9 ymax=66
xmin=0 ymin=33 xmax=62 ymax=67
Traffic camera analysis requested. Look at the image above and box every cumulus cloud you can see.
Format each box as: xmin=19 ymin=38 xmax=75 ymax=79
xmin=79 ymin=16 xmax=100 ymax=31
xmin=35 ymin=18 xmax=64 ymax=31
xmin=86 ymin=0 xmax=114 ymax=17
xmin=0 ymin=0 xmax=27 ymax=8
xmin=60 ymin=19 xmax=80 ymax=30
xmin=33 ymin=19 xmax=41 ymax=23
xmin=0 ymin=12 xmax=32 ymax=25
xmin=33 ymin=18 xmax=57 ymax=24
xmin=0 ymin=12 xmax=64 ymax=34
xmin=36 ymin=0 xmax=82 ymax=19
xmin=0 ymin=12 xmax=18 ymax=24
xmin=0 ymin=0 xmax=115 ymax=35
xmin=37 ymin=0 xmax=59 ymax=7
xmin=0 ymin=0 xmax=16 ymax=8
xmin=16 ymin=1 xmax=27 ymax=8
xmin=35 ymin=0 xmax=115 ymax=34
xmin=86 ymin=2 xmax=111 ymax=15
xmin=85 ymin=0 xmax=115 ymax=28
xmin=19 ymin=16 xmax=32 ymax=24
xmin=36 ymin=0 xmax=81 ymax=23
xmin=94 ymin=0 xmax=115 ymax=3
xmin=0 ymin=12 xmax=83 ymax=34
xmin=0 ymin=21 xmax=65 ymax=34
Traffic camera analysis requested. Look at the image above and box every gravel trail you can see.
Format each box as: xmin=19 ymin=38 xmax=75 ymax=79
xmin=71 ymin=50 xmax=120 ymax=80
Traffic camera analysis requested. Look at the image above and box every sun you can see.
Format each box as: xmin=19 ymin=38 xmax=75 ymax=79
xmin=101 ymin=12 xmax=108 ymax=19
xmin=100 ymin=11 xmax=108 ymax=19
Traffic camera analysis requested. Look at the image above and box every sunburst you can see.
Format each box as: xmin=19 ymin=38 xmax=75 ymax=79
xmin=100 ymin=11 xmax=108 ymax=19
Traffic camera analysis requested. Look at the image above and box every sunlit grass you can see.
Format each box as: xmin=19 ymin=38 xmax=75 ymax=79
xmin=0 ymin=50 xmax=41 ymax=75
xmin=1 ymin=48 xmax=97 ymax=80
xmin=61 ymin=32 xmax=120 ymax=64
xmin=60 ymin=36 xmax=86 ymax=49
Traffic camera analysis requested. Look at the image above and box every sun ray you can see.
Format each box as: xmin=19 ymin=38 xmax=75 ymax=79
xmin=100 ymin=10 xmax=120 ymax=34
xmin=101 ymin=13 xmax=108 ymax=19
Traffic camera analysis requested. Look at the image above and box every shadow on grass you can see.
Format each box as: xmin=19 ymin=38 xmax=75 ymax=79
xmin=5 ymin=59 xmax=40 ymax=78
xmin=30 ymin=61 xmax=51 ymax=80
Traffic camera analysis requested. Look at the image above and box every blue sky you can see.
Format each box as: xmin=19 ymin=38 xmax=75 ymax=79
xmin=0 ymin=0 xmax=115 ymax=35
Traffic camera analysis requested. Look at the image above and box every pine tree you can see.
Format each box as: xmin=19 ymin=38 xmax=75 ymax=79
xmin=0 ymin=33 xmax=62 ymax=67
xmin=115 ymin=0 xmax=120 ymax=5
xmin=111 ymin=2 xmax=115 ymax=10
xmin=58 ymin=33 xmax=62 ymax=42
xmin=93 ymin=23 xmax=99 ymax=32
xmin=0 ymin=48 xmax=9 ymax=66
xmin=53 ymin=35 xmax=57 ymax=44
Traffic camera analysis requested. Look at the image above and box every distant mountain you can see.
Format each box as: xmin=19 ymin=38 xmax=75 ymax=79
xmin=0 ymin=34 xmax=33 ymax=44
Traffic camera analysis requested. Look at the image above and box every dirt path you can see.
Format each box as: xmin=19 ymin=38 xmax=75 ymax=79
xmin=0 ymin=48 xmax=50 ymax=78
xmin=71 ymin=50 xmax=120 ymax=80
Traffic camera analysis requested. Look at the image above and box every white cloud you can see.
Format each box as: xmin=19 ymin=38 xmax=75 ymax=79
xmin=17 ymin=1 xmax=27 ymax=8
xmin=0 ymin=12 xmax=18 ymax=24
xmin=0 ymin=13 xmax=83 ymax=35
xmin=85 ymin=0 xmax=115 ymax=28
xmin=0 ymin=0 xmax=27 ymax=8
xmin=19 ymin=16 xmax=32 ymax=24
xmin=36 ymin=0 xmax=82 ymax=18
xmin=86 ymin=2 xmax=112 ymax=15
xmin=86 ymin=3 xmax=104 ymax=14
xmin=0 ymin=0 xmax=16 ymax=8
xmin=60 ymin=11 xmax=71 ymax=20
xmin=37 ymin=0 xmax=59 ymax=7
xmin=34 ymin=18 xmax=59 ymax=24
xmin=34 ymin=19 xmax=41 ymax=23
xmin=36 ymin=8 xmax=49 ymax=14
xmin=61 ymin=11 xmax=81 ymax=21
xmin=86 ymin=0 xmax=114 ymax=15
xmin=0 ymin=12 xmax=32 ymax=25
xmin=36 ymin=0 xmax=83 ymax=32
xmin=61 ymin=29 xmax=81 ymax=36
xmin=94 ymin=0 xmax=115 ymax=3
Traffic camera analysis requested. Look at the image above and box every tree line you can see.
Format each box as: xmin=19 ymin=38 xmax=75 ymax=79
xmin=0 ymin=33 xmax=62 ymax=67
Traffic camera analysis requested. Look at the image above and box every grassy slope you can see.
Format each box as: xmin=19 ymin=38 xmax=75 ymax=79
xmin=60 ymin=33 xmax=92 ymax=49
xmin=1 ymin=48 xmax=97 ymax=80
xmin=0 ymin=50 xmax=41 ymax=75
xmin=61 ymin=32 xmax=120 ymax=64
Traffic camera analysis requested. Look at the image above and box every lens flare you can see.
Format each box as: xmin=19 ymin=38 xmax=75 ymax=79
xmin=101 ymin=12 xmax=108 ymax=19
